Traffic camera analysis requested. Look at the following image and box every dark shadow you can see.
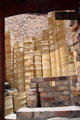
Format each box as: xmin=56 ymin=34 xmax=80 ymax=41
xmin=37 ymin=83 xmax=41 ymax=107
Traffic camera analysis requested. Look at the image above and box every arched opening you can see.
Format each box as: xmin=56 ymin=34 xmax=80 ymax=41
xmin=0 ymin=0 xmax=80 ymax=120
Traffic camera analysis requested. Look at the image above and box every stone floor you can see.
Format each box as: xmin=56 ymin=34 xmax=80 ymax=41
xmin=17 ymin=106 xmax=80 ymax=112
xmin=5 ymin=106 xmax=80 ymax=120
xmin=5 ymin=115 xmax=80 ymax=120
xmin=5 ymin=114 xmax=16 ymax=120
xmin=47 ymin=118 xmax=80 ymax=120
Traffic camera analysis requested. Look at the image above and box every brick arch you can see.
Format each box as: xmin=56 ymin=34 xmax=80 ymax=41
xmin=1 ymin=0 xmax=79 ymax=17
xmin=0 ymin=0 xmax=79 ymax=120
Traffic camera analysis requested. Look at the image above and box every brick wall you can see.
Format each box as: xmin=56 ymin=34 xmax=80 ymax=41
xmin=28 ymin=75 xmax=79 ymax=108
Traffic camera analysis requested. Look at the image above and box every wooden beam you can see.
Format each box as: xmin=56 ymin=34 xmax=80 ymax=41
xmin=0 ymin=7 xmax=5 ymax=120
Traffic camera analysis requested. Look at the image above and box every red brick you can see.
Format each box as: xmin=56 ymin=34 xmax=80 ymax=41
xmin=57 ymin=86 xmax=68 ymax=91
xmin=38 ymin=82 xmax=50 ymax=88
xmin=31 ymin=83 xmax=37 ymax=89
xmin=38 ymin=88 xmax=44 ymax=92
xmin=40 ymin=92 xmax=47 ymax=97
xmin=69 ymin=75 xmax=77 ymax=80
xmin=58 ymin=96 xmax=69 ymax=101
xmin=41 ymin=97 xmax=55 ymax=101
xmin=28 ymin=89 xmax=37 ymax=95
xmin=55 ymin=111 xmax=71 ymax=117
xmin=29 ymin=95 xmax=37 ymax=100
xmin=43 ymin=77 xmax=56 ymax=82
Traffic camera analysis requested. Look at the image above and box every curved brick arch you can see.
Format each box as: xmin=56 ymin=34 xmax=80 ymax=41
xmin=0 ymin=0 xmax=79 ymax=17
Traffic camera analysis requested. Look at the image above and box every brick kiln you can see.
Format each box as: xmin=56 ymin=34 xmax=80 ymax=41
xmin=5 ymin=11 xmax=80 ymax=119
